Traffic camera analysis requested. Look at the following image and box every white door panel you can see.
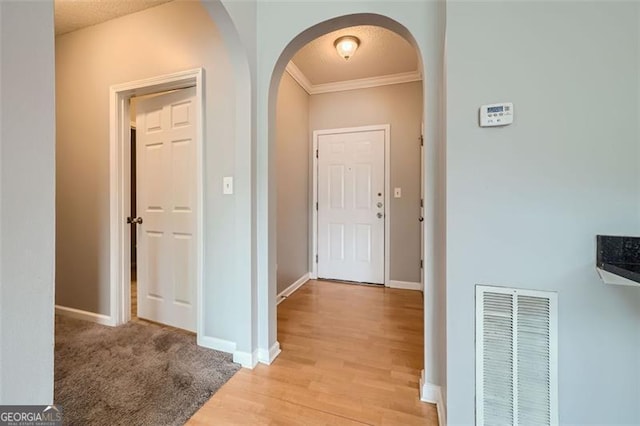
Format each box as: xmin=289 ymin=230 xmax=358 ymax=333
xmin=317 ymin=129 xmax=385 ymax=284
xmin=136 ymin=87 xmax=197 ymax=332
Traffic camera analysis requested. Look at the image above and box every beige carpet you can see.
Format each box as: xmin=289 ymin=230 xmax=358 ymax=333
xmin=54 ymin=316 xmax=240 ymax=426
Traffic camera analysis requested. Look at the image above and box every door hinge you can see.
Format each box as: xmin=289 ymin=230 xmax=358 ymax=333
xmin=316 ymin=254 xmax=318 ymax=263
xmin=316 ymin=149 xmax=319 ymax=159
xmin=420 ymin=259 xmax=423 ymax=269
xmin=316 ymin=202 xmax=318 ymax=211
xmin=419 ymin=135 xmax=424 ymax=146
xmin=420 ymin=198 xmax=424 ymax=208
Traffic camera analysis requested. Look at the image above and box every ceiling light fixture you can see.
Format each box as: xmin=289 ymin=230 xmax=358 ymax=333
xmin=334 ymin=36 xmax=360 ymax=60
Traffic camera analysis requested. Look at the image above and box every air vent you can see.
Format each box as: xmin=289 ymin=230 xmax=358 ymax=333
xmin=476 ymin=285 xmax=558 ymax=426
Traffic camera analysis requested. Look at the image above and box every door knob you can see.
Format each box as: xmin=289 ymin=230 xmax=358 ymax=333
xmin=127 ymin=217 xmax=143 ymax=225
xmin=377 ymin=212 xmax=383 ymax=219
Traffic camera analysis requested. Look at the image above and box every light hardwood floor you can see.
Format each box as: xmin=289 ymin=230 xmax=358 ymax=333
xmin=187 ymin=279 xmax=438 ymax=425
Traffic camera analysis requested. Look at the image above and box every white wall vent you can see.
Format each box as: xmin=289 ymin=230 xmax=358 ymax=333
xmin=476 ymin=285 xmax=558 ymax=426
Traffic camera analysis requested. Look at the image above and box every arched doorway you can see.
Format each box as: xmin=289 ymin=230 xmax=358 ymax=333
xmin=257 ymin=8 xmax=445 ymax=419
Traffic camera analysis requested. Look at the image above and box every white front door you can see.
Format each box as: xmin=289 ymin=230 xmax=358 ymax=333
xmin=317 ymin=129 xmax=385 ymax=284
xmin=136 ymin=87 xmax=197 ymax=331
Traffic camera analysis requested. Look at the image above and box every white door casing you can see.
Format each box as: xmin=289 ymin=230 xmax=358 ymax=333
xmin=317 ymin=128 xmax=386 ymax=284
xmin=136 ymin=87 xmax=197 ymax=331
xmin=420 ymin=122 xmax=425 ymax=290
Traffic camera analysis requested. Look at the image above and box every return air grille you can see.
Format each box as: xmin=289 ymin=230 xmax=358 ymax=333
xmin=476 ymin=286 xmax=558 ymax=426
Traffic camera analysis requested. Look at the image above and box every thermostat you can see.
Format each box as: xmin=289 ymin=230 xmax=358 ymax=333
xmin=479 ymin=102 xmax=514 ymax=127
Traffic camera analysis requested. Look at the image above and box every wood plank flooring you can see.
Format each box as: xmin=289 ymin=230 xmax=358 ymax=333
xmin=187 ymin=280 xmax=438 ymax=425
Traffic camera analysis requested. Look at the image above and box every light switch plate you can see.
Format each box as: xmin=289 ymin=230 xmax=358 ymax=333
xmin=223 ymin=176 xmax=233 ymax=195
xmin=394 ymin=187 xmax=402 ymax=198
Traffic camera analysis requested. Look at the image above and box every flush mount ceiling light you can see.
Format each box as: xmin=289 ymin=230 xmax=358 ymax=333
xmin=334 ymin=36 xmax=360 ymax=60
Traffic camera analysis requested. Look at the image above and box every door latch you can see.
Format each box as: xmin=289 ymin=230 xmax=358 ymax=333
xmin=127 ymin=217 xmax=143 ymax=225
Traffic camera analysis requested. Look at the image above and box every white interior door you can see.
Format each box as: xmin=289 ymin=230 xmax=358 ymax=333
xmin=136 ymin=87 xmax=197 ymax=332
xmin=317 ymin=129 xmax=385 ymax=284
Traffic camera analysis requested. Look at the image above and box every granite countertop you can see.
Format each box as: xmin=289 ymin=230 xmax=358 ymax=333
xmin=597 ymin=235 xmax=640 ymax=284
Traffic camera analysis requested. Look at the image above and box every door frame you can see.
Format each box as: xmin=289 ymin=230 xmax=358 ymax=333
xmin=311 ymin=124 xmax=391 ymax=286
xmin=420 ymin=122 xmax=424 ymax=291
xmin=108 ymin=68 xmax=204 ymax=334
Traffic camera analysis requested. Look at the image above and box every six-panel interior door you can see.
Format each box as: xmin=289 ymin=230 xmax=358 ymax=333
xmin=317 ymin=129 xmax=385 ymax=284
xmin=135 ymin=87 xmax=197 ymax=332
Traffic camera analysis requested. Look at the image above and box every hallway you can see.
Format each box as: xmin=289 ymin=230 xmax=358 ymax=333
xmin=188 ymin=280 xmax=438 ymax=425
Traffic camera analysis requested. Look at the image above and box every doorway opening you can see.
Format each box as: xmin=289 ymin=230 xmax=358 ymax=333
xmin=274 ymin=25 xmax=424 ymax=304
xmin=130 ymin=124 xmax=137 ymax=319
xmin=270 ymin=21 xmax=427 ymax=415
xmin=109 ymin=69 xmax=205 ymax=335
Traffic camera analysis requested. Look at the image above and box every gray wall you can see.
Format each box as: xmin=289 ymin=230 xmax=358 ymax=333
xmin=446 ymin=2 xmax=640 ymax=424
xmin=310 ymin=82 xmax=423 ymax=283
xmin=55 ymin=1 xmax=244 ymax=345
xmin=0 ymin=1 xmax=55 ymax=404
xmin=276 ymin=72 xmax=310 ymax=293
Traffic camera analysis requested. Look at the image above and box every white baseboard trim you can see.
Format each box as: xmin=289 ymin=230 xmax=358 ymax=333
xmin=55 ymin=305 xmax=115 ymax=326
xmin=258 ymin=341 xmax=281 ymax=365
xmin=420 ymin=370 xmax=446 ymax=426
xmin=388 ymin=280 xmax=422 ymax=291
xmin=233 ymin=349 xmax=259 ymax=369
xmin=197 ymin=335 xmax=237 ymax=354
xmin=277 ymin=272 xmax=310 ymax=305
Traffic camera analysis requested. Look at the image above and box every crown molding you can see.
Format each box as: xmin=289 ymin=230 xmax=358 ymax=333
xmin=285 ymin=62 xmax=313 ymax=94
xmin=285 ymin=62 xmax=422 ymax=95
xmin=310 ymin=70 xmax=422 ymax=94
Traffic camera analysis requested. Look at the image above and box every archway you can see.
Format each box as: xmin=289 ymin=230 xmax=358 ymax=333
xmin=260 ymin=10 xmax=445 ymax=418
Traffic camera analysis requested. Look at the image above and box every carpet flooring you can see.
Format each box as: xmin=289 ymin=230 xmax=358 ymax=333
xmin=54 ymin=316 xmax=240 ymax=426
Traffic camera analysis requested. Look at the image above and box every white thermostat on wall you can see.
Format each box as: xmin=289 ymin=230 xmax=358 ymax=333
xmin=479 ymin=102 xmax=514 ymax=127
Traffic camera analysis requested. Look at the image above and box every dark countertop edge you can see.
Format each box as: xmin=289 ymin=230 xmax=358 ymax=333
xmin=600 ymin=263 xmax=640 ymax=284
xmin=597 ymin=235 xmax=640 ymax=265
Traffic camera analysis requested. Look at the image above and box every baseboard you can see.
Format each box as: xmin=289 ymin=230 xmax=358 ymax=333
xmin=276 ymin=272 xmax=310 ymax=305
xmin=258 ymin=341 xmax=281 ymax=365
xmin=197 ymin=335 xmax=237 ymax=354
xmin=388 ymin=280 xmax=422 ymax=291
xmin=420 ymin=370 xmax=446 ymax=426
xmin=233 ymin=349 xmax=259 ymax=369
xmin=55 ymin=305 xmax=115 ymax=326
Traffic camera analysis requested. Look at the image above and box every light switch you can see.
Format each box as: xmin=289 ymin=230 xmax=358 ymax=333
xmin=394 ymin=187 xmax=402 ymax=198
xmin=223 ymin=176 xmax=233 ymax=195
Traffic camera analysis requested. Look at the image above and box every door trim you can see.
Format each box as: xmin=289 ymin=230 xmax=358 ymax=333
xmin=108 ymin=69 xmax=204 ymax=336
xmin=311 ymin=124 xmax=391 ymax=286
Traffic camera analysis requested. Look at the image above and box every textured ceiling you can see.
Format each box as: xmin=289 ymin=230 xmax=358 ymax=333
xmin=291 ymin=25 xmax=418 ymax=85
xmin=54 ymin=0 xmax=173 ymax=36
